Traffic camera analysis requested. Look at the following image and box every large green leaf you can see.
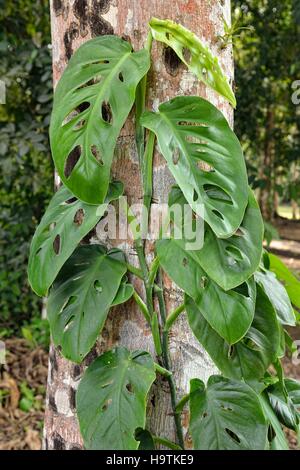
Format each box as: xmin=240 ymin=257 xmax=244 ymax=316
xmin=28 ymin=182 xmax=123 ymax=297
xmin=76 ymin=348 xmax=156 ymax=449
xmin=255 ymin=269 xmax=296 ymax=326
xmin=142 ymin=96 xmax=248 ymax=237
xmin=189 ymin=376 xmax=267 ymax=449
xmin=157 ymin=237 xmax=256 ymax=344
xmin=149 ymin=18 xmax=236 ymax=107
xmin=169 ymin=186 xmax=263 ymax=290
xmin=50 ymin=36 xmax=150 ymax=204
xmin=258 ymin=394 xmax=289 ymax=450
xmin=47 ymin=245 xmax=127 ymax=363
xmin=268 ymin=252 xmax=300 ymax=309
xmin=267 ymin=380 xmax=300 ymax=431
xmin=186 ymin=285 xmax=280 ymax=391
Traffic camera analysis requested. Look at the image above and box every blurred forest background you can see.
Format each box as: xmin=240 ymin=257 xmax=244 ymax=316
xmin=0 ymin=0 xmax=300 ymax=449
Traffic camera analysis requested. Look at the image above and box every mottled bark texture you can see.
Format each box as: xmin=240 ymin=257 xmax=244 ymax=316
xmin=45 ymin=0 xmax=234 ymax=449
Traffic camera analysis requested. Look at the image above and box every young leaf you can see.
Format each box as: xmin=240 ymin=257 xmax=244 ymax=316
xmin=47 ymin=245 xmax=127 ymax=363
xmin=142 ymin=96 xmax=248 ymax=237
xmin=268 ymin=252 xmax=300 ymax=309
xmin=255 ymin=269 xmax=296 ymax=326
xmin=169 ymin=186 xmax=263 ymax=290
xmin=258 ymin=394 xmax=289 ymax=450
xmin=189 ymin=376 xmax=267 ymax=449
xmin=111 ymin=281 xmax=134 ymax=306
xmin=76 ymin=348 xmax=156 ymax=450
xmin=149 ymin=18 xmax=236 ymax=107
xmin=185 ymin=285 xmax=280 ymax=391
xmin=50 ymin=36 xmax=150 ymax=204
xmin=28 ymin=182 xmax=123 ymax=296
xmin=157 ymin=237 xmax=256 ymax=344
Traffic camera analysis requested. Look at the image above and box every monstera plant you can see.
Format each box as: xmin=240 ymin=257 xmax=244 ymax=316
xmin=28 ymin=19 xmax=300 ymax=450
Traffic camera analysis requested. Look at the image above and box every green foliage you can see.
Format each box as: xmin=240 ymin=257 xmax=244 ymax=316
xmin=141 ymin=96 xmax=248 ymax=237
xmin=48 ymin=245 xmax=127 ymax=363
xmin=0 ymin=0 xmax=52 ymax=333
xmin=77 ymin=348 xmax=156 ymax=450
xmin=50 ymin=36 xmax=150 ymax=204
xmin=189 ymin=376 xmax=267 ymax=449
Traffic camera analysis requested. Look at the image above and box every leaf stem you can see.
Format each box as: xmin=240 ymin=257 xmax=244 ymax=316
xmin=133 ymin=290 xmax=151 ymax=324
xmin=153 ymin=436 xmax=183 ymax=451
xmin=156 ymin=269 xmax=185 ymax=449
xmin=154 ymin=362 xmax=172 ymax=377
xmin=126 ymin=263 xmax=143 ymax=279
xmin=164 ymin=303 xmax=185 ymax=332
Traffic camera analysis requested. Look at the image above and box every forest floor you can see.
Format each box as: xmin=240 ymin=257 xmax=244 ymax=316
xmin=0 ymin=217 xmax=300 ymax=450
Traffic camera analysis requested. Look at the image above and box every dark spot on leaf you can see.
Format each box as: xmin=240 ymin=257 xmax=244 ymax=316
xmin=101 ymin=101 xmax=112 ymax=123
xmin=182 ymin=47 xmax=191 ymax=62
xmin=126 ymin=383 xmax=134 ymax=393
xmin=63 ymin=22 xmax=79 ymax=60
xmin=225 ymin=428 xmax=240 ymax=444
xmin=220 ymin=404 xmax=233 ymax=411
xmin=91 ymin=145 xmax=104 ymax=165
xmin=182 ymin=257 xmax=188 ymax=267
xmin=228 ymin=345 xmax=235 ymax=357
xmin=53 ymin=234 xmax=61 ymax=255
xmin=165 ymin=32 xmax=170 ymax=40
xmin=163 ymin=46 xmax=181 ymax=76
xmin=52 ymin=432 xmax=66 ymax=450
xmin=203 ymin=412 xmax=208 ymax=418
xmin=94 ymin=280 xmax=103 ymax=293
xmin=73 ymin=208 xmax=85 ymax=226
xmin=119 ymin=72 xmax=124 ymax=82
xmin=64 ymin=145 xmax=81 ymax=178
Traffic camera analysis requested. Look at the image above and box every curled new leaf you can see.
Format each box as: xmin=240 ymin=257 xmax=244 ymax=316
xmin=149 ymin=18 xmax=236 ymax=107
xmin=77 ymin=348 xmax=156 ymax=449
xmin=142 ymin=96 xmax=248 ymax=237
xmin=28 ymin=182 xmax=123 ymax=297
xmin=50 ymin=36 xmax=150 ymax=204
xmin=189 ymin=376 xmax=267 ymax=449
xmin=47 ymin=245 xmax=127 ymax=363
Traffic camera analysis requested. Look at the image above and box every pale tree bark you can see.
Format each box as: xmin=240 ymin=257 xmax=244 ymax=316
xmin=44 ymin=0 xmax=235 ymax=450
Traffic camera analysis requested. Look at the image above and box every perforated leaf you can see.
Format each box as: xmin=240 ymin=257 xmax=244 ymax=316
xmin=28 ymin=182 xmax=123 ymax=296
xmin=156 ymin=237 xmax=256 ymax=344
xmin=258 ymin=394 xmax=289 ymax=450
xmin=267 ymin=380 xmax=300 ymax=431
xmin=189 ymin=376 xmax=267 ymax=449
xmin=169 ymin=186 xmax=263 ymax=290
xmin=50 ymin=36 xmax=150 ymax=204
xmin=47 ymin=245 xmax=127 ymax=363
xmin=268 ymin=252 xmax=300 ymax=309
xmin=142 ymin=96 xmax=248 ymax=237
xmin=186 ymin=285 xmax=280 ymax=391
xmin=255 ymin=269 xmax=296 ymax=326
xmin=77 ymin=348 xmax=156 ymax=449
xmin=149 ymin=18 xmax=236 ymax=107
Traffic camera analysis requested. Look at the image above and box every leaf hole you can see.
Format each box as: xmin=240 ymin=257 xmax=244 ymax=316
xmin=178 ymin=121 xmax=207 ymax=127
xmin=60 ymin=296 xmax=77 ymax=313
xmin=64 ymin=315 xmax=75 ymax=332
xmin=101 ymin=381 xmax=113 ymax=389
xmin=268 ymin=425 xmax=276 ymax=442
xmin=53 ymin=234 xmax=61 ymax=255
xmin=202 ymin=412 xmax=208 ymax=418
xmin=203 ymin=184 xmax=233 ymax=205
xmin=228 ymin=345 xmax=235 ymax=357
xmin=200 ymin=276 xmax=208 ymax=289
xmin=212 ymin=209 xmax=224 ymax=220
xmin=220 ymin=404 xmax=233 ymax=411
xmin=126 ymin=382 xmax=134 ymax=394
xmin=91 ymin=145 xmax=104 ymax=165
xmin=165 ymin=32 xmax=170 ymax=40
xmin=64 ymin=145 xmax=82 ymax=179
xmin=225 ymin=428 xmax=240 ymax=444
xmin=76 ymin=101 xmax=90 ymax=113
xmin=225 ymin=245 xmax=243 ymax=261
xmin=172 ymin=147 xmax=180 ymax=165
xmin=94 ymin=280 xmax=103 ymax=293
xmin=101 ymin=398 xmax=112 ymax=411
xmin=73 ymin=208 xmax=85 ymax=226
xmin=65 ymin=196 xmax=77 ymax=204
xmin=233 ymin=228 xmax=244 ymax=237
xmin=73 ymin=119 xmax=86 ymax=131
xmin=101 ymin=101 xmax=113 ymax=123
xmin=193 ymin=190 xmax=199 ymax=202
xmin=118 ymin=72 xmax=124 ymax=82
xmin=182 ymin=257 xmax=188 ymax=267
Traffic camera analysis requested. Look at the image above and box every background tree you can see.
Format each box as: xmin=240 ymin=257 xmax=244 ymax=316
xmin=44 ymin=0 xmax=235 ymax=449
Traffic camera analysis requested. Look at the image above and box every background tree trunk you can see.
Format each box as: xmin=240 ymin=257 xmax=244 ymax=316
xmin=44 ymin=0 xmax=235 ymax=450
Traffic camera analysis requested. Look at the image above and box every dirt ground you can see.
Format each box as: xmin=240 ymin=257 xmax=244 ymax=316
xmin=0 ymin=217 xmax=300 ymax=450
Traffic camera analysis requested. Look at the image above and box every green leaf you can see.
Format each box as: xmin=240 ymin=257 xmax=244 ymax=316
xmin=254 ymin=269 xmax=296 ymax=326
xmin=258 ymin=394 xmax=289 ymax=450
xmin=149 ymin=18 xmax=236 ymax=107
xmin=157 ymin=237 xmax=256 ymax=344
xmin=189 ymin=376 xmax=267 ymax=449
xmin=28 ymin=182 xmax=123 ymax=296
xmin=135 ymin=428 xmax=155 ymax=450
xmin=186 ymin=285 xmax=280 ymax=391
xmin=268 ymin=252 xmax=300 ymax=309
xmin=111 ymin=281 xmax=134 ymax=306
xmin=142 ymin=96 xmax=248 ymax=237
xmin=76 ymin=348 xmax=156 ymax=449
xmin=267 ymin=381 xmax=299 ymax=431
xmin=50 ymin=36 xmax=150 ymax=204
xmin=47 ymin=245 xmax=127 ymax=363
xmin=169 ymin=186 xmax=263 ymax=290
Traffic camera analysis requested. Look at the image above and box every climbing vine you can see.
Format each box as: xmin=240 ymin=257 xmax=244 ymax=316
xmin=28 ymin=19 xmax=300 ymax=450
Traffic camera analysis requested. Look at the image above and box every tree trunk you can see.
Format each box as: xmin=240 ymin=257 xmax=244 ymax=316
xmin=259 ymin=107 xmax=275 ymax=221
xmin=44 ymin=0 xmax=235 ymax=450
